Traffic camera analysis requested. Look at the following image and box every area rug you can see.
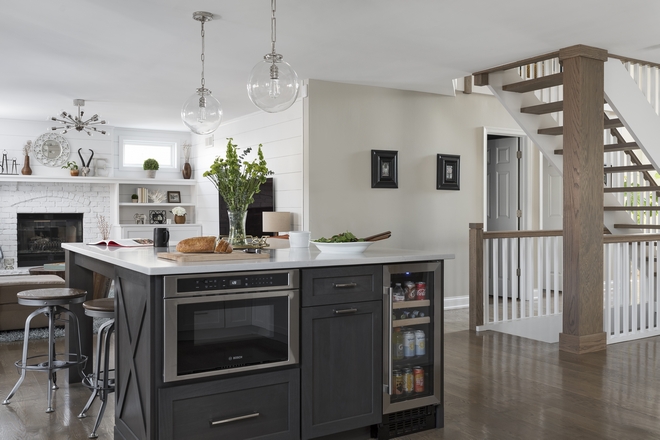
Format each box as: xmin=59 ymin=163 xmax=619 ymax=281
xmin=0 ymin=318 xmax=109 ymax=343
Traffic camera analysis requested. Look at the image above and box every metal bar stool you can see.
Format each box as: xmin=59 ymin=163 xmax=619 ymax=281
xmin=2 ymin=287 xmax=88 ymax=413
xmin=78 ymin=298 xmax=115 ymax=439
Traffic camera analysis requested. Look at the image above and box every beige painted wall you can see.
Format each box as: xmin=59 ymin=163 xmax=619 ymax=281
xmin=304 ymin=80 xmax=521 ymax=300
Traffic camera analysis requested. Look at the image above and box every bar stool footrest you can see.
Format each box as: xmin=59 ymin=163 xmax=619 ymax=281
xmin=14 ymin=353 xmax=87 ymax=374
xmin=81 ymin=371 xmax=116 ymax=392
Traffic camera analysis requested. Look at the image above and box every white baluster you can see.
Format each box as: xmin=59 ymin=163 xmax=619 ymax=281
xmin=502 ymin=238 xmax=508 ymax=322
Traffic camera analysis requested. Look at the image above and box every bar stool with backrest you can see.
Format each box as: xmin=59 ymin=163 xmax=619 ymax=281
xmin=78 ymin=298 xmax=115 ymax=439
xmin=2 ymin=287 xmax=88 ymax=413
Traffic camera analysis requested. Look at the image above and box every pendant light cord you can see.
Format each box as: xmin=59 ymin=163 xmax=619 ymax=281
xmin=200 ymin=19 xmax=206 ymax=90
xmin=270 ymin=0 xmax=277 ymax=56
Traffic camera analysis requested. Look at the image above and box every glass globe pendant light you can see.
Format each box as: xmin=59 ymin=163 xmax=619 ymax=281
xmin=181 ymin=11 xmax=222 ymax=135
xmin=247 ymin=0 xmax=300 ymax=113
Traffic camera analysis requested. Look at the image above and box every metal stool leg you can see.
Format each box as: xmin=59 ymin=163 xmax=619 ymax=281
xmin=78 ymin=318 xmax=106 ymax=419
xmin=89 ymin=320 xmax=114 ymax=438
xmin=3 ymin=307 xmax=47 ymax=406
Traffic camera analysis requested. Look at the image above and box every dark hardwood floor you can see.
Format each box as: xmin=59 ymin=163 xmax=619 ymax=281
xmin=1 ymin=309 xmax=659 ymax=439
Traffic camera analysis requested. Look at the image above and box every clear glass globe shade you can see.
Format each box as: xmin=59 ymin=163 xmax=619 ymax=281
xmin=247 ymin=59 xmax=300 ymax=113
xmin=181 ymin=89 xmax=222 ymax=135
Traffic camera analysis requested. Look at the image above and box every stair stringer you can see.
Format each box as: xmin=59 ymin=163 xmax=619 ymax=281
xmin=487 ymin=69 xmax=635 ymax=233
xmin=604 ymin=60 xmax=660 ymax=175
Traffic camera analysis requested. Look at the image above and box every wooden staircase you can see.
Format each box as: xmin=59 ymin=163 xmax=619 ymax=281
xmin=475 ymin=57 xmax=660 ymax=234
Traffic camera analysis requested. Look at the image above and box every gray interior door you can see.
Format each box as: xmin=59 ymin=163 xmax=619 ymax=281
xmin=487 ymin=136 xmax=520 ymax=298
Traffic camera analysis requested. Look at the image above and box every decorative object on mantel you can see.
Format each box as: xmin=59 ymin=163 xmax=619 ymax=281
xmin=96 ymin=214 xmax=111 ymax=241
xmin=182 ymin=142 xmax=192 ymax=179
xmin=143 ymin=158 xmax=159 ymax=178
xmin=62 ymin=160 xmax=79 ymax=176
xmin=171 ymin=206 xmax=186 ymax=224
xmin=21 ymin=141 xmax=32 ymax=175
xmin=50 ymin=99 xmax=107 ymax=136
xmin=94 ymin=157 xmax=109 ymax=177
xmin=78 ymin=148 xmax=94 ymax=177
xmin=181 ymin=11 xmax=222 ymax=135
xmin=33 ymin=133 xmax=71 ymax=168
xmin=0 ymin=150 xmax=18 ymax=175
xmin=148 ymin=189 xmax=166 ymax=204
xmin=131 ymin=194 xmax=138 ymax=203
xmin=247 ymin=0 xmax=300 ymax=113
xmin=203 ymin=138 xmax=272 ymax=246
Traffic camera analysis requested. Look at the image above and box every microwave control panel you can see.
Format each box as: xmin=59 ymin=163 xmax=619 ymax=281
xmin=174 ymin=272 xmax=292 ymax=295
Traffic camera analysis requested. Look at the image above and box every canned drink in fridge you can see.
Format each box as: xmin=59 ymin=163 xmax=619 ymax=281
xmin=404 ymin=281 xmax=416 ymax=300
xmin=403 ymin=330 xmax=416 ymax=357
xmin=413 ymin=366 xmax=424 ymax=393
xmin=415 ymin=282 xmax=426 ymax=300
xmin=403 ymin=368 xmax=414 ymax=394
xmin=393 ymin=370 xmax=404 ymax=395
xmin=415 ymin=330 xmax=426 ymax=356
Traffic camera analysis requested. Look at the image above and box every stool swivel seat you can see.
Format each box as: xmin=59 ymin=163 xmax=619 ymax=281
xmin=2 ymin=287 xmax=88 ymax=413
xmin=78 ymin=298 xmax=115 ymax=439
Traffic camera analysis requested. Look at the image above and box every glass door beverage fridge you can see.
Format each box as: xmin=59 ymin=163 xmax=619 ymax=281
xmin=376 ymin=261 xmax=443 ymax=438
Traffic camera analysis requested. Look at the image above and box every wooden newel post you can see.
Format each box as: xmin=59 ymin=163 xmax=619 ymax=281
xmin=469 ymin=223 xmax=484 ymax=330
xmin=558 ymin=45 xmax=608 ymax=354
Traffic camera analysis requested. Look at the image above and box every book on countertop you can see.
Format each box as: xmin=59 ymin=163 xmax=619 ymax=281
xmin=88 ymin=238 xmax=154 ymax=247
xmin=43 ymin=262 xmax=65 ymax=271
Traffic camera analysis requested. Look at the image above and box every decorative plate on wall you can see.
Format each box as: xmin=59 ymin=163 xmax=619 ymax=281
xmin=149 ymin=210 xmax=166 ymax=224
xmin=33 ymin=133 xmax=71 ymax=167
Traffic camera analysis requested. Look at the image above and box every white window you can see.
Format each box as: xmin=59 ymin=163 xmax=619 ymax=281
xmin=119 ymin=137 xmax=178 ymax=170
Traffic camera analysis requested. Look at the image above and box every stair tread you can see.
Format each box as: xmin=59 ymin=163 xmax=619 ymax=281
xmin=613 ymin=224 xmax=660 ymax=229
xmin=605 ymin=206 xmax=660 ymax=211
xmin=521 ymin=101 xmax=564 ymax=114
xmin=502 ymin=73 xmax=563 ymax=93
xmin=540 ymin=118 xmax=623 ymax=136
xmin=604 ymin=164 xmax=655 ymax=173
xmin=605 ymin=185 xmax=660 ymax=193
xmin=555 ymin=142 xmax=639 ymax=155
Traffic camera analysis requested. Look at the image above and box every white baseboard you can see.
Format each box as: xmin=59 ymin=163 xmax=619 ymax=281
xmin=444 ymin=295 xmax=468 ymax=310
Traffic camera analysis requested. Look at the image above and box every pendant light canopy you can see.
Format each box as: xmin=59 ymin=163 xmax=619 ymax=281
xmin=247 ymin=0 xmax=299 ymax=113
xmin=181 ymin=11 xmax=222 ymax=135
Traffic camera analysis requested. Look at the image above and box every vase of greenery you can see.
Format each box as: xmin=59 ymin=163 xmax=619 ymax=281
xmin=62 ymin=161 xmax=79 ymax=176
xmin=203 ymin=138 xmax=272 ymax=246
xmin=143 ymin=158 xmax=159 ymax=178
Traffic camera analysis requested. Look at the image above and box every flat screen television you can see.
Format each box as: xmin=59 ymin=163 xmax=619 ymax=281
xmin=218 ymin=178 xmax=274 ymax=238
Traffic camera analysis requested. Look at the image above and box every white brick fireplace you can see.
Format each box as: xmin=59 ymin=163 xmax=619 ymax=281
xmin=0 ymin=181 xmax=112 ymax=264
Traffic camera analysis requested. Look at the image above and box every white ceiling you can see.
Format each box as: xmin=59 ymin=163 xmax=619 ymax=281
xmin=2 ymin=0 xmax=660 ymax=132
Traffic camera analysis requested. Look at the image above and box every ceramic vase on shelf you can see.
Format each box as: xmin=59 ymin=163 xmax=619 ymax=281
xmin=21 ymin=156 xmax=31 ymax=175
xmin=174 ymin=214 xmax=186 ymax=224
xmin=227 ymin=209 xmax=248 ymax=246
xmin=182 ymin=162 xmax=192 ymax=179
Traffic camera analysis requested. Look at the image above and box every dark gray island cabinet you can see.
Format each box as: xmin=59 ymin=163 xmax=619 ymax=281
xmin=62 ymin=244 xmax=452 ymax=440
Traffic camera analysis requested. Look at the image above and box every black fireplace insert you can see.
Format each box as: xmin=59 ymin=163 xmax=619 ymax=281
xmin=17 ymin=213 xmax=83 ymax=267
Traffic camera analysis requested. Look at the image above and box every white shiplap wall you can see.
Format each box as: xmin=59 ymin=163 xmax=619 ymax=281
xmin=194 ymin=101 xmax=304 ymax=236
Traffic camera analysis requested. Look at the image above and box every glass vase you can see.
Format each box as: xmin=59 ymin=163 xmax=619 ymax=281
xmin=227 ymin=209 xmax=248 ymax=246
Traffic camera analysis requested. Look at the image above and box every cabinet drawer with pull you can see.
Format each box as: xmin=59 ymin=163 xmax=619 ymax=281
xmin=301 ymin=265 xmax=383 ymax=307
xmin=158 ymin=369 xmax=299 ymax=440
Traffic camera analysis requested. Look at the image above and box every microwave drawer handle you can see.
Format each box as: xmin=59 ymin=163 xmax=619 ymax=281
xmin=334 ymin=308 xmax=358 ymax=315
xmin=210 ymin=412 xmax=260 ymax=426
xmin=333 ymin=282 xmax=357 ymax=288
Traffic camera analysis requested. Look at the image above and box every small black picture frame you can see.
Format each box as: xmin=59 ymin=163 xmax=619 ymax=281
xmin=167 ymin=191 xmax=181 ymax=203
xmin=437 ymin=154 xmax=460 ymax=190
xmin=371 ymin=150 xmax=398 ymax=188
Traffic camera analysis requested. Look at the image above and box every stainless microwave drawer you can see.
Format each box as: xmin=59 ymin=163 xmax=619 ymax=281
xmin=301 ymin=265 xmax=383 ymax=307
xmin=158 ymin=369 xmax=300 ymax=440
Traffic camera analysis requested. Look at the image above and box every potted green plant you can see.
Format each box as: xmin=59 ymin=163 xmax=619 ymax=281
xmin=62 ymin=161 xmax=79 ymax=176
xmin=131 ymin=194 xmax=139 ymax=203
xmin=143 ymin=158 xmax=159 ymax=178
xmin=203 ymin=138 xmax=272 ymax=245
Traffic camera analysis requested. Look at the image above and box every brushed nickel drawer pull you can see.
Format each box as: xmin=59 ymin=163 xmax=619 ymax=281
xmin=334 ymin=308 xmax=358 ymax=314
xmin=210 ymin=412 xmax=260 ymax=426
xmin=333 ymin=282 xmax=357 ymax=288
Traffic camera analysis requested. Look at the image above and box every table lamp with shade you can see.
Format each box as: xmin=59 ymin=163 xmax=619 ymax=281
xmin=262 ymin=211 xmax=291 ymax=238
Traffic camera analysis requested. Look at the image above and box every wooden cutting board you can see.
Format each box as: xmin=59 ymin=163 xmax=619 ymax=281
xmin=157 ymin=251 xmax=270 ymax=262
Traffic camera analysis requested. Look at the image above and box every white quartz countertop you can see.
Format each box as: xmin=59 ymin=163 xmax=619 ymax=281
xmin=62 ymin=243 xmax=454 ymax=276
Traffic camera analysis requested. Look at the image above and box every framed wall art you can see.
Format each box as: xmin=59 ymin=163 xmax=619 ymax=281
xmin=371 ymin=150 xmax=398 ymax=188
xmin=167 ymin=191 xmax=181 ymax=203
xmin=437 ymin=154 xmax=460 ymax=190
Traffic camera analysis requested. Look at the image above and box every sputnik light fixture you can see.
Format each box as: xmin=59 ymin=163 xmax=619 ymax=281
xmin=247 ymin=0 xmax=300 ymax=113
xmin=50 ymin=99 xmax=107 ymax=136
xmin=181 ymin=11 xmax=222 ymax=135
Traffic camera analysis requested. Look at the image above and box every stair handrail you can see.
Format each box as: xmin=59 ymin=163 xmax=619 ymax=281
xmin=609 ymin=54 xmax=660 ymax=70
xmin=473 ymin=50 xmax=560 ymax=85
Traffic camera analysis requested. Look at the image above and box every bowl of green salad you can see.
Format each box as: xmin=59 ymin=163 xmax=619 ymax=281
xmin=311 ymin=231 xmax=373 ymax=254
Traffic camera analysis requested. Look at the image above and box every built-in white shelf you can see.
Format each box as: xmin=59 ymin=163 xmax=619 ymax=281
xmin=0 ymin=175 xmax=197 ymax=185
xmin=119 ymin=203 xmax=196 ymax=207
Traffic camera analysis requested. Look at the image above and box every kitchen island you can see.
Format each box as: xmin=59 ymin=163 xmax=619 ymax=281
xmin=62 ymin=243 xmax=453 ymax=440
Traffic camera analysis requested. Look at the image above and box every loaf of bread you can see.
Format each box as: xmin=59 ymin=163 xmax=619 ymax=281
xmin=214 ymin=239 xmax=233 ymax=254
xmin=176 ymin=236 xmax=217 ymax=253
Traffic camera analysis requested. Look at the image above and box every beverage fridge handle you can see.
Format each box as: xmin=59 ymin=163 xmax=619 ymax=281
xmin=384 ymin=286 xmax=393 ymax=395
